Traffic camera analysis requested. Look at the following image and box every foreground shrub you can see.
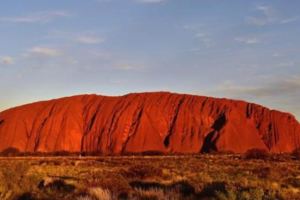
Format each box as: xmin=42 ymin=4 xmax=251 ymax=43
xmin=124 ymin=164 xmax=162 ymax=179
xmin=81 ymin=151 xmax=103 ymax=156
xmin=244 ymin=148 xmax=269 ymax=160
xmin=52 ymin=151 xmax=77 ymax=156
xmin=141 ymin=151 xmax=165 ymax=156
xmin=198 ymin=182 xmax=232 ymax=199
xmin=285 ymin=177 xmax=300 ymax=187
xmin=170 ymin=181 xmax=195 ymax=197
xmin=198 ymin=182 xmax=266 ymax=200
xmin=39 ymin=179 xmax=75 ymax=198
xmin=0 ymin=147 xmax=20 ymax=157
xmin=291 ymin=148 xmax=300 ymax=160
xmin=13 ymin=192 xmax=36 ymax=200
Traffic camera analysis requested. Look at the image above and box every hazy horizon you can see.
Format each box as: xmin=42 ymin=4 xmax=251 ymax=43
xmin=1 ymin=0 xmax=299 ymax=120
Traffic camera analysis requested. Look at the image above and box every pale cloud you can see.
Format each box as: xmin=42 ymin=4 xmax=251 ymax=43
xmin=113 ymin=61 xmax=145 ymax=70
xmin=216 ymin=75 xmax=300 ymax=98
xmin=199 ymin=38 xmax=213 ymax=48
xmin=247 ymin=5 xmax=298 ymax=26
xmin=183 ymin=23 xmax=205 ymax=31
xmin=76 ymin=35 xmax=105 ymax=44
xmin=235 ymin=37 xmax=260 ymax=44
xmin=28 ymin=47 xmax=62 ymax=57
xmin=214 ymin=76 xmax=300 ymax=119
xmin=0 ymin=11 xmax=70 ymax=24
xmin=272 ymin=53 xmax=281 ymax=57
xmin=183 ymin=23 xmax=214 ymax=48
xmin=1 ymin=56 xmax=14 ymax=65
xmin=280 ymin=16 xmax=299 ymax=24
xmin=116 ymin=64 xmax=136 ymax=70
xmin=46 ymin=30 xmax=106 ymax=45
xmin=92 ymin=51 xmax=112 ymax=60
xmin=195 ymin=33 xmax=207 ymax=38
xmin=194 ymin=32 xmax=214 ymax=48
xmin=247 ymin=5 xmax=276 ymax=26
xmin=277 ymin=61 xmax=295 ymax=68
xmin=96 ymin=0 xmax=166 ymax=3
xmin=136 ymin=0 xmax=167 ymax=4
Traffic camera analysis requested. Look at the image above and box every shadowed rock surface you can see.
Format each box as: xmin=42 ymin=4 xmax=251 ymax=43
xmin=0 ymin=92 xmax=299 ymax=153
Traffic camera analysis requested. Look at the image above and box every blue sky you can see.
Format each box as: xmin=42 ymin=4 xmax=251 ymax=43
xmin=0 ymin=0 xmax=299 ymax=119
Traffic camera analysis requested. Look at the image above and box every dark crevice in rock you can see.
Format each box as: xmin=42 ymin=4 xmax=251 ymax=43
xmin=106 ymin=102 xmax=125 ymax=152
xmin=260 ymin=122 xmax=272 ymax=150
xmin=96 ymin=127 xmax=105 ymax=152
xmin=122 ymin=106 xmax=144 ymax=152
xmin=102 ymin=98 xmax=135 ymax=152
xmin=81 ymin=99 xmax=103 ymax=153
xmin=164 ymin=97 xmax=185 ymax=148
xmin=81 ymin=108 xmax=99 ymax=152
xmin=212 ymin=113 xmax=227 ymax=130
xmin=53 ymin=104 xmax=72 ymax=150
xmin=246 ymin=104 xmax=253 ymax=118
xmin=87 ymin=113 xmax=97 ymax=132
xmin=200 ymin=98 xmax=208 ymax=112
xmin=33 ymin=118 xmax=47 ymax=152
xmin=201 ymin=113 xmax=227 ymax=153
xmin=27 ymin=104 xmax=55 ymax=151
xmin=200 ymin=131 xmax=219 ymax=153
xmin=33 ymin=105 xmax=56 ymax=152
xmin=23 ymin=120 xmax=31 ymax=139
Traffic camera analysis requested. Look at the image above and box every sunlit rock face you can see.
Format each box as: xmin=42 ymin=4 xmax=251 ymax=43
xmin=0 ymin=92 xmax=299 ymax=154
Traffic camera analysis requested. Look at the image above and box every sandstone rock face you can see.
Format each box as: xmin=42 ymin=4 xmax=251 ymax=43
xmin=0 ymin=92 xmax=299 ymax=153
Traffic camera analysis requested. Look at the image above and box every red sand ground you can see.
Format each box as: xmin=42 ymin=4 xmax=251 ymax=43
xmin=0 ymin=92 xmax=299 ymax=153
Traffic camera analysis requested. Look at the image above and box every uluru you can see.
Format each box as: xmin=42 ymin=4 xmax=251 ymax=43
xmin=0 ymin=92 xmax=299 ymax=154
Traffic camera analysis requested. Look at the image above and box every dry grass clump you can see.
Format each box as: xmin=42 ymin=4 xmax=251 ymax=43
xmin=84 ymin=173 xmax=130 ymax=199
xmin=133 ymin=188 xmax=177 ymax=200
xmin=89 ymin=187 xmax=113 ymax=200
xmin=77 ymin=196 xmax=95 ymax=200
